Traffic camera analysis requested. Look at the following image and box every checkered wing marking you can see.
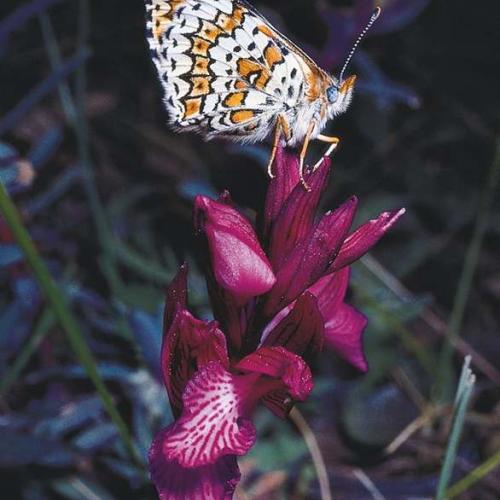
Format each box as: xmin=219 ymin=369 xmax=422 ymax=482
xmin=145 ymin=0 xmax=307 ymax=140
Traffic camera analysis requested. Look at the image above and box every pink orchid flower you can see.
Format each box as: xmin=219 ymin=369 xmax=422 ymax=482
xmin=149 ymin=147 xmax=405 ymax=499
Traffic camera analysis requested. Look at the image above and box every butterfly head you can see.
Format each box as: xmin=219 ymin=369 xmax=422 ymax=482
xmin=326 ymin=75 xmax=357 ymax=117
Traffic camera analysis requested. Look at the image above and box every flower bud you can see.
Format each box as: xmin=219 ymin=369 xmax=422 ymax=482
xmin=194 ymin=196 xmax=276 ymax=306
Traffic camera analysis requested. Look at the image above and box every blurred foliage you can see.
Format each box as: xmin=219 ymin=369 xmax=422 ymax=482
xmin=1 ymin=0 xmax=500 ymax=499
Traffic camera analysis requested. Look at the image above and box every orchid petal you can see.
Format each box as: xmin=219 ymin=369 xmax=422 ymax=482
xmin=308 ymin=267 xmax=350 ymax=317
xmin=150 ymin=431 xmax=240 ymax=500
xmin=268 ymin=159 xmax=331 ymax=269
xmin=154 ymin=348 xmax=312 ymax=473
xmin=330 ymin=208 xmax=405 ymax=272
xmin=205 ymin=269 xmax=245 ymax=353
xmin=262 ymin=147 xmax=300 ymax=237
xmin=155 ymin=361 xmax=257 ymax=468
xmin=161 ymin=308 xmax=229 ymax=418
xmin=236 ymin=346 xmax=313 ymax=418
xmin=163 ymin=264 xmax=188 ymax=333
xmin=264 ymin=197 xmax=358 ymax=317
xmin=195 ymin=196 xmax=276 ymax=306
xmin=325 ymin=303 xmax=368 ymax=372
xmin=262 ymin=292 xmax=324 ymax=356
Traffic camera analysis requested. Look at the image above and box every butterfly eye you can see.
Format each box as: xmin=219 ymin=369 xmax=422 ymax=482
xmin=327 ymin=86 xmax=339 ymax=103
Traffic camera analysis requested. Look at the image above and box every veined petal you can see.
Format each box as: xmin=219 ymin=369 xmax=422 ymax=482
xmin=262 ymin=147 xmax=301 ymax=237
xmin=330 ymin=208 xmax=405 ymax=272
xmin=156 ymin=362 xmax=257 ymax=468
xmin=262 ymin=293 xmax=324 ymax=356
xmin=194 ymin=196 xmax=276 ymax=306
xmin=150 ymin=431 xmax=240 ymax=500
xmin=325 ymin=303 xmax=368 ymax=372
xmin=154 ymin=348 xmax=312 ymax=474
xmin=267 ymin=159 xmax=331 ymax=269
xmin=263 ymin=197 xmax=358 ymax=318
xmin=161 ymin=308 xmax=229 ymax=418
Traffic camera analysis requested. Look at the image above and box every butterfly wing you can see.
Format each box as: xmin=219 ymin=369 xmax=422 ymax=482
xmin=145 ymin=0 xmax=317 ymax=142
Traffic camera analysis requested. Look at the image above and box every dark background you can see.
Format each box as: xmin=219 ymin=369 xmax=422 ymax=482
xmin=1 ymin=0 xmax=499 ymax=498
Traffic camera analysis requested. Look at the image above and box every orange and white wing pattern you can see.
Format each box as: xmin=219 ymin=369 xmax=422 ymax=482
xmin=145 ymin=0 xmax=329 ymax=142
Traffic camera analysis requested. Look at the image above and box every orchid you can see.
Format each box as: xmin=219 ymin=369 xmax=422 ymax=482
xmin=149 ymin=147 xmax=405 ymax=499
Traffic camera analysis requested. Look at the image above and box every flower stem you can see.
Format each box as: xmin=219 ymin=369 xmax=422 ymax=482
xmin=289 ymin=407 xmax=332 ymax=500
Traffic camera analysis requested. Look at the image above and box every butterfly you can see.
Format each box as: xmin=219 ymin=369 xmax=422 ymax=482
xmin=145 ymin=0 xmax=380 ymax=188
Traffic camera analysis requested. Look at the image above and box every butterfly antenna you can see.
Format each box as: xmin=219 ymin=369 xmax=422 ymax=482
xmin=339 ymin=6 xmax=382 ymax=82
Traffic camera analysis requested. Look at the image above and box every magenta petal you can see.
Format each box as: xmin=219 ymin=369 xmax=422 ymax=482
xmin=149 ymin=428 xmax=240 ymax=500
xmin=268 ymin=158 xmax=331 ymax=269
xmin=325 ymin=303 xmax=368 ymax=372
xmin=205 ymin=270 xmax=246 ymax=353
xmin=262 ymin=147 xmax=301 ymax=237
xmin=163 ymin=264 xmax=188 ymax=333
xmin=236 ymin=346 xmax=313 ymax=407
xmin=264 ymin=197 xmax=358 ymax=317
xmin=157 ymin=362 xmax=257 ymax=468
xmin=308 ymin=267 xmax=350 ymax=318
xmin=195 ymin=196 xmax=276 ymax=305
xmin=262 ymin=292 xmax=324 ymax=356
xmin=161 ymin=308 xmax=229 ymax=418
xmin=237 ymin=346 xmax=313 ymax=419
xmin=330 ymin=208 xmax=405 ymax=272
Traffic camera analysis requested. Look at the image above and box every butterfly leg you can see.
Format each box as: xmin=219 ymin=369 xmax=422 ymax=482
xmin=312 ymin=134 xmax=340 ymax=171
xmin=267 ymin=114 xmax=291 ymax=178
xmin=299 ymin=121 xmax=316 ymax=191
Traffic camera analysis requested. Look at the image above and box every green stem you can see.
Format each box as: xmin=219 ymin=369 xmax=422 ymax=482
xmin=437 ymin=139 xmax=500 ymax=402
xmin=0 ymin=183 xmax=141 ymax=467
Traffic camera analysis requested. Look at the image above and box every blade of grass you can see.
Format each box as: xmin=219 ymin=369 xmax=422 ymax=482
xmin=446 ymin=448 xmax=500 ymax=498
xmin=36 ymin=5 xmax=110 ymax=251
xmin=39 ymin=8 xmax=172 ymax=288
xmin=0 ymin=0 xmax=65 ymax=46
xmin=435 ymin=356 xmax=476 ymax=499
xmin=113 ymin=241 xmax=172 ymax=285
xmin=74 ymin=0 xmax=113 ymax=253
xmin=437 ymin=139 xmax=500 ymax=402
xmin=289 ymin=408 xmax=332 ymax=500
xmin=0 ymin=183 xmax=141 ymax=467
xmin=0 ymin=48 xmax=90 ymax=135
xmin=36 ymin=5 xmax=138 ymax=342
xmin=358 ymin=255 xmax=500 ymax=385
xmin=38 ymin=12 xmax=77 ymax=123
xmin=1 ymin=264 xmax=74 ymax=395
xmin=0 ymin=308 xmax=56 ymax=396
xmin=351 ymin=280 xmax=436 ymax=378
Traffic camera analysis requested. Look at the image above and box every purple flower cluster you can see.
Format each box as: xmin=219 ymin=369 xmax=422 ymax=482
xmin=149 ymin=147 xmax=404 ymax=499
